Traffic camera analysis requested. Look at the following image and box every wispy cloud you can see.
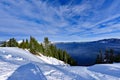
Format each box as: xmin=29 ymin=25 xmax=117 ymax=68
xmin=0 ymin=0 xmax=120 ymax=41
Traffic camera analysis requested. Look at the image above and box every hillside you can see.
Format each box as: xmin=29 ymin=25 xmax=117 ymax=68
xmin=0 ymin=47 xmax=120 ymax=80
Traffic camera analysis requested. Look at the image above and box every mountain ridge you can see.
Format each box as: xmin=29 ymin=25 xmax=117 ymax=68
xmin=93 ymin=38 xmax=120 ymax=43
xmin=54 ymin=38 xmax=120 ymax=44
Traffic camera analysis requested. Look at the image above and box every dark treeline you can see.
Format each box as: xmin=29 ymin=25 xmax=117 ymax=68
xmin=1 ymin=37 xmax=77 ymax=66
xmin=96 ymin=49 xmax=120 ymax=64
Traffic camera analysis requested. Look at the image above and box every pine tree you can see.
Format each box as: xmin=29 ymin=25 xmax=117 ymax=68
xmin=29 ymin=36 xmax=42 ymax=55
xmin=114 ymin=54 xmax=120 ymax=62
xmin=25 ymin=39 xmax=29 ymax=49
xmin=104 ymin=49 xmax=109 ymax=63
xmin=40 ymin=43 xmax=44 ymax=53
xmin=1 ymin=41 xmax=7 ymax=47
xmin=19 ymin=40 xmax=26 ymax=49
xmin=7 ymin=38 xmax=18 ymax=47
xmin=96 ymin=49 xmax=115 ymax=64
xmin=1 ymin=38 xmax=18 ymax=47
xmin=109 ymin=49 xmax=114 ymax=63
xmin=44 ymin=37 xmax=50 ymax=49
xmin=29 ymin=36 xmax=37 ymax=55
xmin=96 ymin=50 xmax=103 ymax=64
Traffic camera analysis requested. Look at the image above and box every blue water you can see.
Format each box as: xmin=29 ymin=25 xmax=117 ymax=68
xmin=56 ymin=42 xmax=120 ymax=66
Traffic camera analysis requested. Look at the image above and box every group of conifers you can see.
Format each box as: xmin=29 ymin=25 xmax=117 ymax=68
xmin=1 ymin=37 xmax=77 ymax=66
xmin=96 ymin=49 xmax=120 ymax=64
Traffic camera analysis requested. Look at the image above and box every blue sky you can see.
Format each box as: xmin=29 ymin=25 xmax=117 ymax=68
xmin=0 ymin=0 xmax=120 ymax=42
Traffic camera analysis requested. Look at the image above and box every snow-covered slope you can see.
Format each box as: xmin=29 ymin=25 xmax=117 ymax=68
xmin=37 ymin=54 xmax=67 ymax=65
xmin=0 ymin=47 xmax=120 ymax=80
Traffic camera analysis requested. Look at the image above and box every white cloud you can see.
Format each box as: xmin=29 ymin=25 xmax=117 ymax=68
xmin=0 ymin=0 xmax=120 ymax=41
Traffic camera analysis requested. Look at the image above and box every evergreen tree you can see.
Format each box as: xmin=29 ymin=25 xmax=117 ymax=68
xmin=1 ymin=38 xmax=18 ymax=47
xmin=104 ymin=49 xmax=109 ymax=63
xmin=39 ymin=43 xmax=44 ymax=53
xmin=1 ymin=41 xmax=7 ymax=47
xmin=96 ymin=49 xmax=115 ymax=64
xmin=29 ymin=36 xmax=38 ymax=55
xmin=114 ymin=54 xmax=120 ymax=62
xmin=109 ymin=49 xmax=114 ymax=63
xmin=25 ymin=39 xmax=29 ymax=49
xmin=29 ymin=36 xmax=44 ymax=55
xmin=7 ymin=38 xmax=18 ymax=47
xmin=96 ymin=50 xmax=103 ymax=64
xmin=44 ymin=37 xmax=50 ymax=49
xmin=19 ymin=40 xmax=26 ymax=49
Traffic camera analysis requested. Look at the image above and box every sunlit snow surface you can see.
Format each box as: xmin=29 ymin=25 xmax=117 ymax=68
xmin=0 ymin=47 xmax=120 ymax=80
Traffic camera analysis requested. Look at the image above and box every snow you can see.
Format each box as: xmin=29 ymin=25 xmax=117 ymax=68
xmin=88 ymin=64 xmax=120 ymax=78
xmin=7 ymin=63 xmax=46 ymax=80
xmin=37 ymin=54 xmax=67 ymax=65
xmin=0 ymin=47 xmax=120 ymax=80
xmin=0 ymin=60 xmax=18 ymax=80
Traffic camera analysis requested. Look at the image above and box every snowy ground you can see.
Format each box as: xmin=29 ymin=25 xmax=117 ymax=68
xmin=0 ymin=47 xmax=120 ymax=80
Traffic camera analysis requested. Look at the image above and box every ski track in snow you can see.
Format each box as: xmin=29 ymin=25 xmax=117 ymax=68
xmin=7 ymin=63 xmax=47 ymax=80
xmin=0 ymin=47 xmax=120 ymax=80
